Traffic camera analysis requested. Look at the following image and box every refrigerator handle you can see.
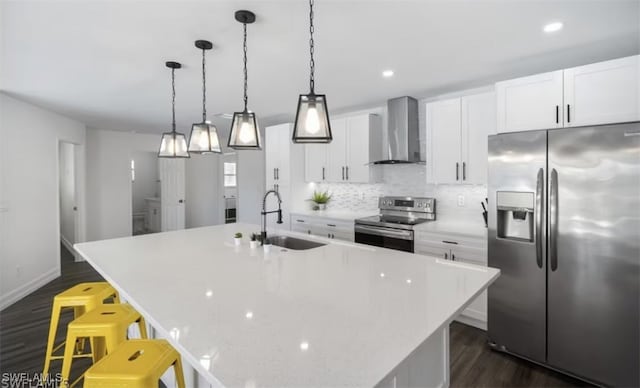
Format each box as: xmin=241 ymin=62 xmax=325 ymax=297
xmin=550 ymin=168 xmax=559 ymax=271
xmin=535 ymin=168 xmax=544 ymax=269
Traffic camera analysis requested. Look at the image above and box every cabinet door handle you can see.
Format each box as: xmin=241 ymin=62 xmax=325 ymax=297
xmin=567 ymin=104 xmax=571 ymax=123
xmin=331 ymin=233 xmax=335 ymax=239
xmin=442 ymin=240 xmax=458 ymax=245
xmin=277 ymin=168 xmax=280 ymax=180
xmin=451 ymin=254 xmax=456 ymax=261
xmin=555 ymin=105 xmax=559 ymax=124
xmin=342 ymin=166 xmax=345 ymax=180
xmin=462 ymin=162 xmax=466 ymax=180
xmin=273 ymin=168 xmax=276 ymax=180
xmin=346 ymin=166 xmax=349 ymax=180
xmin=322 ymin=167 xmax=325 ymax=180
xmin=327 ymin=224 xmax=336 ymax=227
xmin=308 ymin=230 xmax=311 ymax=234
xmin=444 ymin=252 xmax=448 ymax=260
xmin=456 ymin=163 xmax=459 ymax=181
xmin=296 ymin=219 xmax=305 ymax=223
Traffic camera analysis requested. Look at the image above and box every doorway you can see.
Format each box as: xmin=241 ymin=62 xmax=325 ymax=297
xmin=131 ymin=151 xmax=161 ymax=235
xmin=58 ymin=142 xmax=77 ymax=263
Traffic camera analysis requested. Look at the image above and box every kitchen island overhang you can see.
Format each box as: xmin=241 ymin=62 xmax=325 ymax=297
xmin=75 ymin=223 xmax=499 ymax=388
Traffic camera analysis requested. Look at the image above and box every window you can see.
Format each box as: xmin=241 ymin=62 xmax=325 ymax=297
xmin=130 ymin=159 xmax=135 ymax=182
xmin=224 ymin=162 xmax=236 ymax=187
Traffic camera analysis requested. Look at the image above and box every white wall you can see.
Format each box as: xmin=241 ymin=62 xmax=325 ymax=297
xmin=131 ymin=151 xmax=159 ymax=214
xmin=85 ymin=129 xmax=158 ymax=241
xmin=185 ymin=154 xmax=224 ymax=228
xmin=236 ymin=149 xmax=265 ymax=224
xmin=0 ymin=93 xmax=86 ymax=310
xmin=59 ymin=142 xmax=76 ymax=245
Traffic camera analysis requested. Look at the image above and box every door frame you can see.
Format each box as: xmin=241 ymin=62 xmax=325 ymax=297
xmin=56 ymin=138 xmax=87 ymax=263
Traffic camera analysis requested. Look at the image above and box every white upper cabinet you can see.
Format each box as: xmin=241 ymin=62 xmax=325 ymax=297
xmin=304 ymin=144 xmax=327 ymax=182
xmin=496 ymin=70 xmax=564 ymax=133
xmin=428 ymin=98 xmax=462 ymax=184
xmin=427 ymin=91 xmax=496 ymax=185
xmin=265 ymin=123 xmax=291 ymax=186
xmin=326 ymin=118 xmax=347 ymax=182
xmin=346 ymin=114 xmax=376 ymax=183
xmin=462 ymin=92 xmax=497 ymax=184
xmin=305 ymin=114 xmax=381 ymax=183
xmin=496 ymin=55 xmax=639 ymax=133
xmin=564 ymin=55 xmax=639 ymax=127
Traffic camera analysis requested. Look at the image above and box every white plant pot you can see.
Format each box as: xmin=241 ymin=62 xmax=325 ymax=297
xmin=249 ymin=241 xmax=259 ymax=249
xmin=263 ymin=244 xmax=272 ymax=253
xmin=234 ymin=238 xmax=242 ymax=246
xmin=316 ymin=203 xmax=327 ymax=211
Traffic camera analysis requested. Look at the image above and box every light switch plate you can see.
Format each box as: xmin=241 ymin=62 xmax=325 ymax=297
xmin=457 ymin=195 xmax=465 ymax=207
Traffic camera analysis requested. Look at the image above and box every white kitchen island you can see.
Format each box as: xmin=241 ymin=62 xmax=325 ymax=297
xmin=74 ymin=223 xmax=499 ymax=388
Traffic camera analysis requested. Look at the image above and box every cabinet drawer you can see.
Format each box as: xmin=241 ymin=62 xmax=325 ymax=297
xmin=415 ymin=231 xmax=486 ymax=250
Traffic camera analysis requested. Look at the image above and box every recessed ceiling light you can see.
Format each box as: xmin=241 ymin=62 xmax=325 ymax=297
xmin=382 ymin=70 xmax=394 ymax=78
xmin=543 ymin=22 xmax=563 ymax=33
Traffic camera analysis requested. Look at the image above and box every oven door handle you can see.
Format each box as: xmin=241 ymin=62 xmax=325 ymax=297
xmin=354 ymin=225 xmax=413 ymax=240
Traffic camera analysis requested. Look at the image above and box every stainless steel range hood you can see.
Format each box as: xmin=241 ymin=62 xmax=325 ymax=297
xmin=372 ymin=96 xmax=422 ymax=164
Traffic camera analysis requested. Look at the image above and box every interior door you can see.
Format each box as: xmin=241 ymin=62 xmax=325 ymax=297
xmin=461 ymin=92 xmax=496 ymax=184
xmin=346 ymin=114 xmax=370 ymax=183
xmin=487 ymin=130 xmax=547 ymax=363
xmin=326 ymin=118 xmax=347 ymax=182
xmin=564 ymin=55 xmax=639 ymax=127
xmin=547 ymin=123 xmax=640 ymax=387
xmin=428 ymin=98 xmax=461 ymax=184
xmin=496 ymin=70 xmax=563 ymax=133
xmin=159 ymin=158 xmax=185 ymax=231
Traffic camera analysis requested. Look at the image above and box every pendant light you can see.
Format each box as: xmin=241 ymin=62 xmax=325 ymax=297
xmin=158 ymin=61 xmax=190 ymax=158
xmin=292 ymin=0 xmax=332 ymax=143
xmin=228 ymin=10 xmax=261 ymax=150
xmin=188 ymin=40 xmax=222 ymax=154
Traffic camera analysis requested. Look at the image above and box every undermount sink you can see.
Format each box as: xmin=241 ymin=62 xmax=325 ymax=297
xmin=268 ymin=235 xmax=326 ymax=250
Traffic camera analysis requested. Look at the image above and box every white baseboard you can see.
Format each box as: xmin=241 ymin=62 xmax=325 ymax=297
xmin=455 ymin=314 xmax=487 ymax=331
xmin=0 ymin=267 xmax=59 ymax=311
xmin=61 ymin=235 xmax=84 ymax=262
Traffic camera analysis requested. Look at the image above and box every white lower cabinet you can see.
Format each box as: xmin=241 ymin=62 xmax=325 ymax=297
xmin=415 ymin=231 xmax=488 ymax=330
xmin=290 ymin=214 xmax=354 ymax=242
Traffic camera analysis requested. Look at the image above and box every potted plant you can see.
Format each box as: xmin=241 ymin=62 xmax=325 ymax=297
xmin=262 ymin=237 xmax=272 ymax=253
xmin=310 ymin=190 xmax=332 ymax=211
xmin=249 ymin=233 xmax=259 ymax=249
xmin=234 ymin=232 xmax=243 ymax=246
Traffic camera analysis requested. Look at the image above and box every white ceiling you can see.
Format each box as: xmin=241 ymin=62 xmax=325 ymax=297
xmin=2 ymin=0 xmax=639 ymax=137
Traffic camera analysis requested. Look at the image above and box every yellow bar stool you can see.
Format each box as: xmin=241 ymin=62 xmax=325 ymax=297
xmin=84 ymin=339 xmax=186 ymax=388
xmin=43 ymin=282 xmax=120 ymax=377
xmin=60 ymin=303 xmax=148 ymax=387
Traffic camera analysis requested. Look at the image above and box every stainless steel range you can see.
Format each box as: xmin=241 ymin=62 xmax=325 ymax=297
xmin=355 ymin=196 xmax=436 ymax=252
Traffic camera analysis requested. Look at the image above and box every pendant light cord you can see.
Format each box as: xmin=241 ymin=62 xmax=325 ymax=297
xmin=171 ymin=68 xmax=177 ymax=133
xmin=243 ymin=23 xmax=249 ymax=112
xmin=309 ymin=0 xmax=315 ymax=94
xmin=202 ymin=48 xmax=207 ymax=122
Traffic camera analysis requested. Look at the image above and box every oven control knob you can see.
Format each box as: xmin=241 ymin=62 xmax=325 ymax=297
xmin=417 ymin=203 xmax=423 ymax=207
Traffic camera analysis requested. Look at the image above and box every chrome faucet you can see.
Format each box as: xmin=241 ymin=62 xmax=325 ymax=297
xmin=261 ymin=189 xmax=283 ymax=244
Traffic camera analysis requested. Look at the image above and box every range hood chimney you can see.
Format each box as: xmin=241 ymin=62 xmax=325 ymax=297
xmin=373 ymin=96 xmax=422 ymax=164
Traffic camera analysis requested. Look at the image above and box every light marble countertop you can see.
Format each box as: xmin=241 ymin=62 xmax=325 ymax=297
xmin=290 ymin=209 xmax=376 ymax=222
xmin=75 ymin=223 xmax=499 ymax=387
xmin=415 ymin=219 xmax=488 ymax=240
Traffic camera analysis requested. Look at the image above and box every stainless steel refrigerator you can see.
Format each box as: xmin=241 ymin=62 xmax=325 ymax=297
xmin=487 ymin=122 xmax=640 ymax=387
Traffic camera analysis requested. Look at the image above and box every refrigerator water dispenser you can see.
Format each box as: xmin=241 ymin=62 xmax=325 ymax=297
xmin=496 ymin=191 xmax=534 ymax=242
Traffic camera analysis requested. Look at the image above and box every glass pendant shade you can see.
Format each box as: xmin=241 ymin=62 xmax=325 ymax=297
xmin=292 ymin=94 xmax=332 ymax=143
xmin=228 ymin=111 xmax=261 ymax=149
xmin=159 ymin=131 xmax=189 ymax=158
xmin=188 ymin=122 xmax=222 ymax=153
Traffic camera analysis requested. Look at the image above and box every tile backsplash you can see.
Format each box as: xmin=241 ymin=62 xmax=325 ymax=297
xmin=302 ymin=164 xmax=487 ymax=227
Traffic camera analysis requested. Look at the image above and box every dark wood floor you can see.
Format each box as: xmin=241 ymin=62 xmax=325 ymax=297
xmin=1 ymin=245 xmax=588 ymax=387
